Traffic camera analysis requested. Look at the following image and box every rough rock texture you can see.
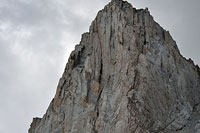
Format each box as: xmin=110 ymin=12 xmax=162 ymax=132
xmin=29 ymin=0 xmax=200 ymax=133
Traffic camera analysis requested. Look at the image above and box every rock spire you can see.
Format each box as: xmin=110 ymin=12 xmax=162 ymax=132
xmin=29 ymin=0 xmax=200 ymax=132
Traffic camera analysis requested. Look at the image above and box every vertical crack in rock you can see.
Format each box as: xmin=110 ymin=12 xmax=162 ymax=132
xmin=91 ymin=18 xmax=104 ymax=132
xmin=29 ymin=0 xmax=200 ymax=133
xmin=92 ymin=58 xmax=103 ymax=133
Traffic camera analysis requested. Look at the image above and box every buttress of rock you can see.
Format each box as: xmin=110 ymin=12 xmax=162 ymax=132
xmin=29 ymin=0 xmax=200 ymax=133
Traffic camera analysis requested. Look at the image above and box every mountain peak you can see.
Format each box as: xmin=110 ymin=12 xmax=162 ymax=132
xmin=111 ymin=0 xmax=123 ymax=3
xmin=29 ymin=1 xmax=200 ymax=133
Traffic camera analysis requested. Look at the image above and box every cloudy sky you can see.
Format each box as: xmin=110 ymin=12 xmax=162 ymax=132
xmin=0 ymin=0 xmax=199 ymax=132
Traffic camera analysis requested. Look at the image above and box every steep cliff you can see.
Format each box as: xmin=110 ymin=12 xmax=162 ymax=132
xmin=29 ymin=0 xmax=200 ymax=132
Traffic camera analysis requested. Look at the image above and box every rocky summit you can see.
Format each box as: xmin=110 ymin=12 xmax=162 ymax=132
xmin=29 ymin=0 xmax=200 ymax=133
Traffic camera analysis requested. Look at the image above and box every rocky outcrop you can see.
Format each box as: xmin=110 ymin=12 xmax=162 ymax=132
xmin=29 ymin=118 xmax=42 ymax=133
xmin=29 ymin=0 xmax=200 ymax=132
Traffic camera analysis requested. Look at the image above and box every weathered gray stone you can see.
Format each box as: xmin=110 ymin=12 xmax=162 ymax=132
xmin=29 ymin=0 xmax=200 ymax=133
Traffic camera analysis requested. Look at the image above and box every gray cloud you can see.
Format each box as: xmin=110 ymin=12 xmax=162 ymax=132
xmin=0 ymin=0 xmax=199 ymax=133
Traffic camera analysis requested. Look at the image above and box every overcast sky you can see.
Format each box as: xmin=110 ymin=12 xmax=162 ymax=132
xmin=0 ymin=0 xmax=199 ymax=133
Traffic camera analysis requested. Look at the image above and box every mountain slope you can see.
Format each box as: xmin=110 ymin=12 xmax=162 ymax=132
xmin=29 ymin=0 xmax=200 ymax=132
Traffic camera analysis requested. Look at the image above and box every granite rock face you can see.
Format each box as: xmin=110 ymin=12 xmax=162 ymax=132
xmin=29 ymin=0 xmax=200 ymax=132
